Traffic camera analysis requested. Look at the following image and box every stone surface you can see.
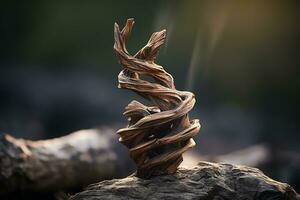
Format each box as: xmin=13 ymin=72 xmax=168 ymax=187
xmin=70 ymin=161 xmax=299 ymax=200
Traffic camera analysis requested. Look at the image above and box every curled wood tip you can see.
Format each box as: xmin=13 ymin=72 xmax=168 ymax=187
xmin=114 ymin=18 xmax=201 ymax=178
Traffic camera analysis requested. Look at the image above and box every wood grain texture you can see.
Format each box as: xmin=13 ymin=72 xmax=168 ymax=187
xmin=114 ymin=18 xmax=200 ymax=178
xmin=70 ymin=161 xmax=300 ymax=200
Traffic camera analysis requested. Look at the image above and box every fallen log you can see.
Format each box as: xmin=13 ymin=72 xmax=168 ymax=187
xmin=70 ymin=161 xmax=300 ymax=200
xmin=0 ymin=128 xmax=134 ymax=194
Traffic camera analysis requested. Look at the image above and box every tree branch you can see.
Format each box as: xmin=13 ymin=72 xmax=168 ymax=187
xmin=0 ymin=128 xmax=134 ymax=194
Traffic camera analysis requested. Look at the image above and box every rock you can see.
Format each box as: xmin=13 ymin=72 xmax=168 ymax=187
xmin=70 ymin=161 xmax=299 ymax=200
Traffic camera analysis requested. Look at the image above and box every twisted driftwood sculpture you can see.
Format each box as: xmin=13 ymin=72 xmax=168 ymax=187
xmin=114 ymin=18 xmax=201 ymax=178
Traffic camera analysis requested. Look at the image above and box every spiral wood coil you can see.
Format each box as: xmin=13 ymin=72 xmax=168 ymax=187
xmin=114 ymin=18 xmax=201 ymax=178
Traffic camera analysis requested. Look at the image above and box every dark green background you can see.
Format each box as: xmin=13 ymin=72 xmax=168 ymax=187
xmin=1 ymin=0 xmax=299 ymax=190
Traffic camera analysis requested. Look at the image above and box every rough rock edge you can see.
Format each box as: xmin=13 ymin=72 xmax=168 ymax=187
xmin=70 ymin=161 xmax=299 ymax=200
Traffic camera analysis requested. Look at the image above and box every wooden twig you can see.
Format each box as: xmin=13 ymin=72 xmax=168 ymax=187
xmin=114 ymin=18 xmax=201 ymax=178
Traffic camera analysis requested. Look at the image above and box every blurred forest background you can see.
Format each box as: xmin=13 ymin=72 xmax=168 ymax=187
xmin=1 ymin=0 xmax=299 ymax=192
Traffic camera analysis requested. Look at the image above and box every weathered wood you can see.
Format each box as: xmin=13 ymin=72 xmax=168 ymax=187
xmin=70 ymin=161 xmax=300 ymax=200
xmin=0 ymin=128 xmax=134 ymax=194
xmin=114 ymin=18 xmax=200 ymax=178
